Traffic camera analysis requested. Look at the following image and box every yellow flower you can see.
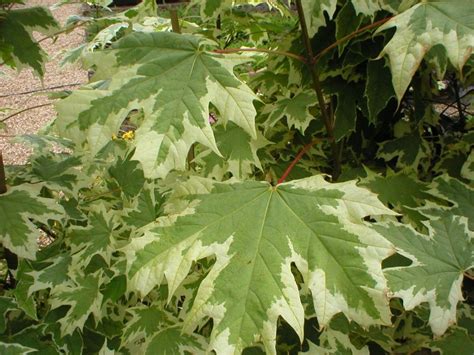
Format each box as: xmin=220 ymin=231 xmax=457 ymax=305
xmin=122 ymin=130 xmax=135 ymax=141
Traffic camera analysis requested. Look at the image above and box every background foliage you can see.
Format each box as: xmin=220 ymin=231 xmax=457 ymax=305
xmin=0 ymin=0 xmax=473 ymax=353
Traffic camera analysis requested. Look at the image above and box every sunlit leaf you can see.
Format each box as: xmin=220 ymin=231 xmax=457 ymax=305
xmin=124 ymin=176 xmax=395 ymax=353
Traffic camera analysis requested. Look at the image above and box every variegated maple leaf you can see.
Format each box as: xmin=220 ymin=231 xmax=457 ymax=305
xmin=377 ymin=0 xmax=474 ymax=100
xmin=376 ymin=216 xmax=473 ymax=335
xmin=55 ymin=32 xmax=258 ymax=178
xmin=0 ymin=6 xmax=59 ymax=76
xmin=0 ymin=185 xmax=63 ymax=259
xmin=124 ymin=176 xmax=396 ymax=354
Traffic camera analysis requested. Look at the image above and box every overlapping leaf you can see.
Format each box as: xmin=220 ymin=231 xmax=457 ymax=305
xmin=0 ymin=7 xmax=59 ymax=76
xmin=377 ymin=134 xmax=429 ymax=169
xmin=0 ymin=342 xmax=35 ymax=354
xmin=197 ymin=122 xmax=270 ymax=179
xmin=423 ymin=175 xmax=474 ymax=230
xmin=192 ymin=0 xmax=290 ymax=19
xmin=266 ymin=90 xmax=316 ymax=133
xmin=302 ymin=0 xmax=337 ymax=37
xmin=350 ymin=0 xmax=399 ymax=17
xmin=0 ymin=185 xmax=63 ymax=259
xmin=124 ymin=176 xmax=396 ymax=354
xmin=304 ymin=328 xmax=369 ymax=354
xmin=50 ymin=272 xmax=103 ymax=335
xmin=68 ymin=207 xmax=118 ymax=268
xmin=375 ymin=216 xmax=473 ymax=335
xmin=55 ymin=32 xmax=258 ymax=178
xmin=28 ymin=255 xmax=71 ymax=294
xmin=360 ymin=169 xmax=433 ymax=226
xmin=377 ymin=0 xmax=474 ymax=100
xmin=122 ymin=305 xmax=206 ymax=353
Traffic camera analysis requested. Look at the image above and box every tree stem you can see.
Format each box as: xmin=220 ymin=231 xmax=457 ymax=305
xmin=0 ymin=151 xmax=6 ymax=194
xmin=0 ymin=151 xmax=17 ymax=289
xmin=169 ymin=8 xmax=181 ymax=34
xmin=295 ymin=0 xmax=340 ymax=179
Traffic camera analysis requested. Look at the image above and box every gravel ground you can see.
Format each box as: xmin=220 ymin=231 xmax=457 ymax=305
xmin=0 ymin=0 xmax=88 ymax=165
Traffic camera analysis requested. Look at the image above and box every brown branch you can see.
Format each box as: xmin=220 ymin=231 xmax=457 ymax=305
xmin=169 ymin=8 xmax=181 ymax=34
xmin=294 ymin=0 xmax=341 ymax=179
xmin=0 ymin=152 xmax=17 ymax=289
xmin=277 ymin=139 xmax=322 ymax=185
xmin=0 ymin=151 xmax=6 ymax=194
xmin=313 ymin=16 xmax=393 ymax=62
xmin=0 ymin=103 xmax=53 ymax=123
xmin=213 ymin=48 xmax=307 ymax=63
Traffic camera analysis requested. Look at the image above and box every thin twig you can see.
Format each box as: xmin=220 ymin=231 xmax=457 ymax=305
xmin=313 ymin=16 xmax=392 ymax=62
xmin=277 ymin=139 xmax=321 ymax=185
xmin=37 ymin=20 xmax=88 ymax=44
xmin=0 ymin=82 xmax=83 ymax=98
xmin=213 ymin=48 xmax=307 ymax=63
xmin=0 ymin=103 xmax=53 ymax=123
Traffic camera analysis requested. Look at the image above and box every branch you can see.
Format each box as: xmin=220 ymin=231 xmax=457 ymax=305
xmin=313 ymin=16 xmax=393 ymax=63
xmin=0 ymin=82 xmax=83 ymax=98
xmin=213 ymin=48 xmax=307 ymax=63
xmin=295 ymin=1 xmax=333 ymax=139
xmin=0 ymin=103 xmax=53 ymax=123
xmin=37 ymin=20 xmax=88 ymax=44
xmin=277 ymin=139 xmax=322 ymax=185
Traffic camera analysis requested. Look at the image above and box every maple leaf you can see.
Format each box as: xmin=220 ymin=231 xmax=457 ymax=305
xmin=122 ymin=305 xmax=207 ymax=353
xmin=376 ymin=0 xmax=474 ymax=100
xmin=430 ymin=327 xmax=474 ymax=355
xmin=423 ymin=175 xmax=474 ymax=231
xmin=50 ymin=273 xmax=103 ymax=335
xmin=302 ymin=0 xmax=337 ymax=37
xmin=375 ymin=216 xmax=473 ymax=335
xmin=123 ymin=182 xmax=162 ymax=229
xmin=350 ymin=0 xmax=399 ymax=17
xmin=0 ymin=7 xmax=59 ymax=76
xmin=192 ymin=0 xmax=290 ymax=18
xmin=124 ymin=176 xmax=396 ymax=354
xmin=266 ymin=90 xmax=317 ymax=133
xmin=377 ymin=134 xmax=429 ymax=169
xmin=28 ymin=255 xmax=71 ymax=294
xmin=360 ymin=169 xmax=433 ymax=227
xmin=305 ymin=328 xmax=369 ymax=354
xmin=108 ymin=154 xmax=145 ymax=198
xmin=365 ymin=59 xmax=395 ymax=123
xmin=0 ymin=343 xmax=36 ymax=354
xmin=0 ymin=185 xmax=63 ymax=259
xmin=26 ymin=154 xmax=86 ymax=194
xmin=0 ymin=297 xmax=17 ymax=334
xmin=55 ymin=32 xmax=258 ymax=178
xmin=197 ymin=122 xmax=271 ymax=179
xmin=68 ymin=207 xmax=119 ymax=268
xmin=461 ymin=151 xmax=474 ymax=181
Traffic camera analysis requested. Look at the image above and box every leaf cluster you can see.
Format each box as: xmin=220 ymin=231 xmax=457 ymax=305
xmin=0 ymin=0 xmax=473 ymax=353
